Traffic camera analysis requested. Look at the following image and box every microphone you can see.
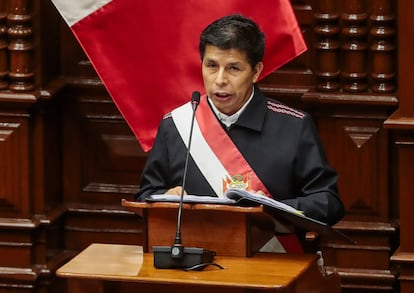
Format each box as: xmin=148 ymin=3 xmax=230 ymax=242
xmin=153 ymin=91 xmax=216 ymax=270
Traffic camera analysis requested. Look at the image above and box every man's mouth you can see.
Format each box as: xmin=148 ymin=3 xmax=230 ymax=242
xmin=214 ymin=92 xmax=231 ymax=99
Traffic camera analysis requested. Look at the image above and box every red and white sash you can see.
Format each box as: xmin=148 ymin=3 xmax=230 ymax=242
xmin=171 ymin=95 xmax=303 ymax=254
xmin=171 ymin=95 xmax=270 ymax=198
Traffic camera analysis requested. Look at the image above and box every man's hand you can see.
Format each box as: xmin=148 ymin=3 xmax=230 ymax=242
xmin=249 ymin=190 xmax=266 ymax=196
xmin=165 ymin=186 xmax=187 ymax=195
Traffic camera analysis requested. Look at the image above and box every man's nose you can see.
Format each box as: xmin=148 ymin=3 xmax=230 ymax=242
xmin=215 ymin=69 xmax=228 ymax=86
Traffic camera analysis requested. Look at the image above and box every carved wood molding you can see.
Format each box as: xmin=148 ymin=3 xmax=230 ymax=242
xmin=303 ymin=91 xmax=398 ymax=107
xmin=310 ymin=0 xmax=397 ymax=94
xmin=385 ymin=111 xmax=414 ymax=130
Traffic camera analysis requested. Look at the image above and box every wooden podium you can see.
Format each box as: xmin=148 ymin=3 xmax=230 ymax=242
xmin=121 ymin=199 xmax=277 ymax=256
xmin=55 ymin=200 xmax=342 ymax=293
xmin=57 ymin=243 xmax=342 ymax=293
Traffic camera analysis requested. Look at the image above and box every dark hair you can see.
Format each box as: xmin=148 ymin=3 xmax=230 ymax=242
xmin=199 ymin=14 xmax=265 ymax=68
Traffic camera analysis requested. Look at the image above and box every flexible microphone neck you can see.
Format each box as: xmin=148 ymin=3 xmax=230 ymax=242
xmin=153 ymin=91 xmax=215 ymax=269
xmin=173 ymin=91 xmax=201 ymax=256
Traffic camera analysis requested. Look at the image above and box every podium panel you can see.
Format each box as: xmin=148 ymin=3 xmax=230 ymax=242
xmin=121 ymin=200 xmax=275 ymax=256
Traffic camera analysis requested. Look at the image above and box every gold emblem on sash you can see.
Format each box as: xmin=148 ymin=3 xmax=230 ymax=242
xmin=222 ymin=174 xmax=251 ymax=193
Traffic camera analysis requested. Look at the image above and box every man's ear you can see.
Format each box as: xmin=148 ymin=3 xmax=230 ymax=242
xmin=252 ymin=62 xmax=264 ymax=82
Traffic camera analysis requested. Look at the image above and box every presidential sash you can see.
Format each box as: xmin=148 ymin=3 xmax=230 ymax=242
xmin=171 ymin=95 xmax=270 ymax=198
xmin=171 ymin=96 xmax=303 ymax=253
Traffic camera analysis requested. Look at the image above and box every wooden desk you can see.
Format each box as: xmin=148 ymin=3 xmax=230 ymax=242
xmin=56 ymin=243 xmax=341 ymax=293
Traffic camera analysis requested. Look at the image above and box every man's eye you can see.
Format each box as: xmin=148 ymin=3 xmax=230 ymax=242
xmin=229 ymin=66 xmax=240 ymax=71
xmin=207 ymin=63 xmax=217 ymax=69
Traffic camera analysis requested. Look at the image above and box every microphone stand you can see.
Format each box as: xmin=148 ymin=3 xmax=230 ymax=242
xmin=171 ymin=92 xmax=199 ymax=258
xmin=152 ymin=91 xmax=216 ymax=270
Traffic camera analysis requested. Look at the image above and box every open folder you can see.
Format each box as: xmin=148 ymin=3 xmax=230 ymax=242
xmin=147 ymin=188 xmax=355 ymax=245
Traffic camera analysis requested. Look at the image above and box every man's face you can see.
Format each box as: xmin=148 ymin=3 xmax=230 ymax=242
xmin=202 ymin=45 xmax=263 ymax=115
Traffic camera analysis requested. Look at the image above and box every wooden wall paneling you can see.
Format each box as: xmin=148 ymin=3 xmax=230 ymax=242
xmin=0 ymin=1 xmax=70 ymax=292
xmin=32 ymin=97 xmax=63 ymax=213
xmin=36 ymin=0 xmax=61 ymax=87
xmin=389 ymin=136 xmax=414 ymax=293
xmin=262 ymin=4 xmax=399 ymax=291
xmin=60 ymin=86 xmax=145 ymax=204
xmin=298 ymin=0 xmax=400 ymax=291
xmin=54 ymin=1 xmax=402 ymax=292
xmin=0 ymin=105 xmax=31 ymax=218
xmin=0 ymin=0 xmax=399 ymax=292
xmin=386 ymin=0 xmax=414 ymax=292
xmin=0 ymin=1 xmax=7 ymax=90
xmin=256 ymin=1 xmax=400 ymax=291
xmin=316 ymin=113 xmax=390 ymax=222
xmin=0 ymin=92 xmax=69 ymax=293
xmin=394 ymin=1 xmax=414 ymax=117
xmin=302 ymin=94 xmax=398 ymax=292
xmin=60 ymin=82 xmax=145 ymax=250
xmin=64 ymin=206 xmax=144 ymax=252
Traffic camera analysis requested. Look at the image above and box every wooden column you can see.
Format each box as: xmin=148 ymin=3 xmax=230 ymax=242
xmin=312 ymin=0 xmax=341 ymax=92
xmin=370 ymin=0 xmax=396 ymax=94
xmin=7 ymin=0 xmax=34 ymax=91
xmin=341 ymin=0 xmax=368 ymax=92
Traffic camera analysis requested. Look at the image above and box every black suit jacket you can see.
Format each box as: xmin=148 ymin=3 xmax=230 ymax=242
xmin=136 ymin=87 xmax=344 ymax=225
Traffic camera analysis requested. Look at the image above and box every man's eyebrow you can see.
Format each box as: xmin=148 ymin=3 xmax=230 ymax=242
xmin=204 ymin=57 xmax=216 ymax=62
xmin=203 ymin=58 xmax=242 ymax=66
xmin=228 ymin=61 xmax=242 ymax=66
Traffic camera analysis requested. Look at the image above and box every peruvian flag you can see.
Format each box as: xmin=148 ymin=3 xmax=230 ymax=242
xmin=51 ymin=0 xmax=306 ymax=152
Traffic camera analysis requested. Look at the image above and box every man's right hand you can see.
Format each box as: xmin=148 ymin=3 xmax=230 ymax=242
xmin=165 ymin=186 xmax=186 ymax=195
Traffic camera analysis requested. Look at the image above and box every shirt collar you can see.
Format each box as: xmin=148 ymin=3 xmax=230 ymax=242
xmin=207 ymin=87 xmax=255 ymax=128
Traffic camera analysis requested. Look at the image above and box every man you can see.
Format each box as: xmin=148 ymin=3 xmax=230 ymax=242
xmin=136 ymin=14 xmax=344 ymax=231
